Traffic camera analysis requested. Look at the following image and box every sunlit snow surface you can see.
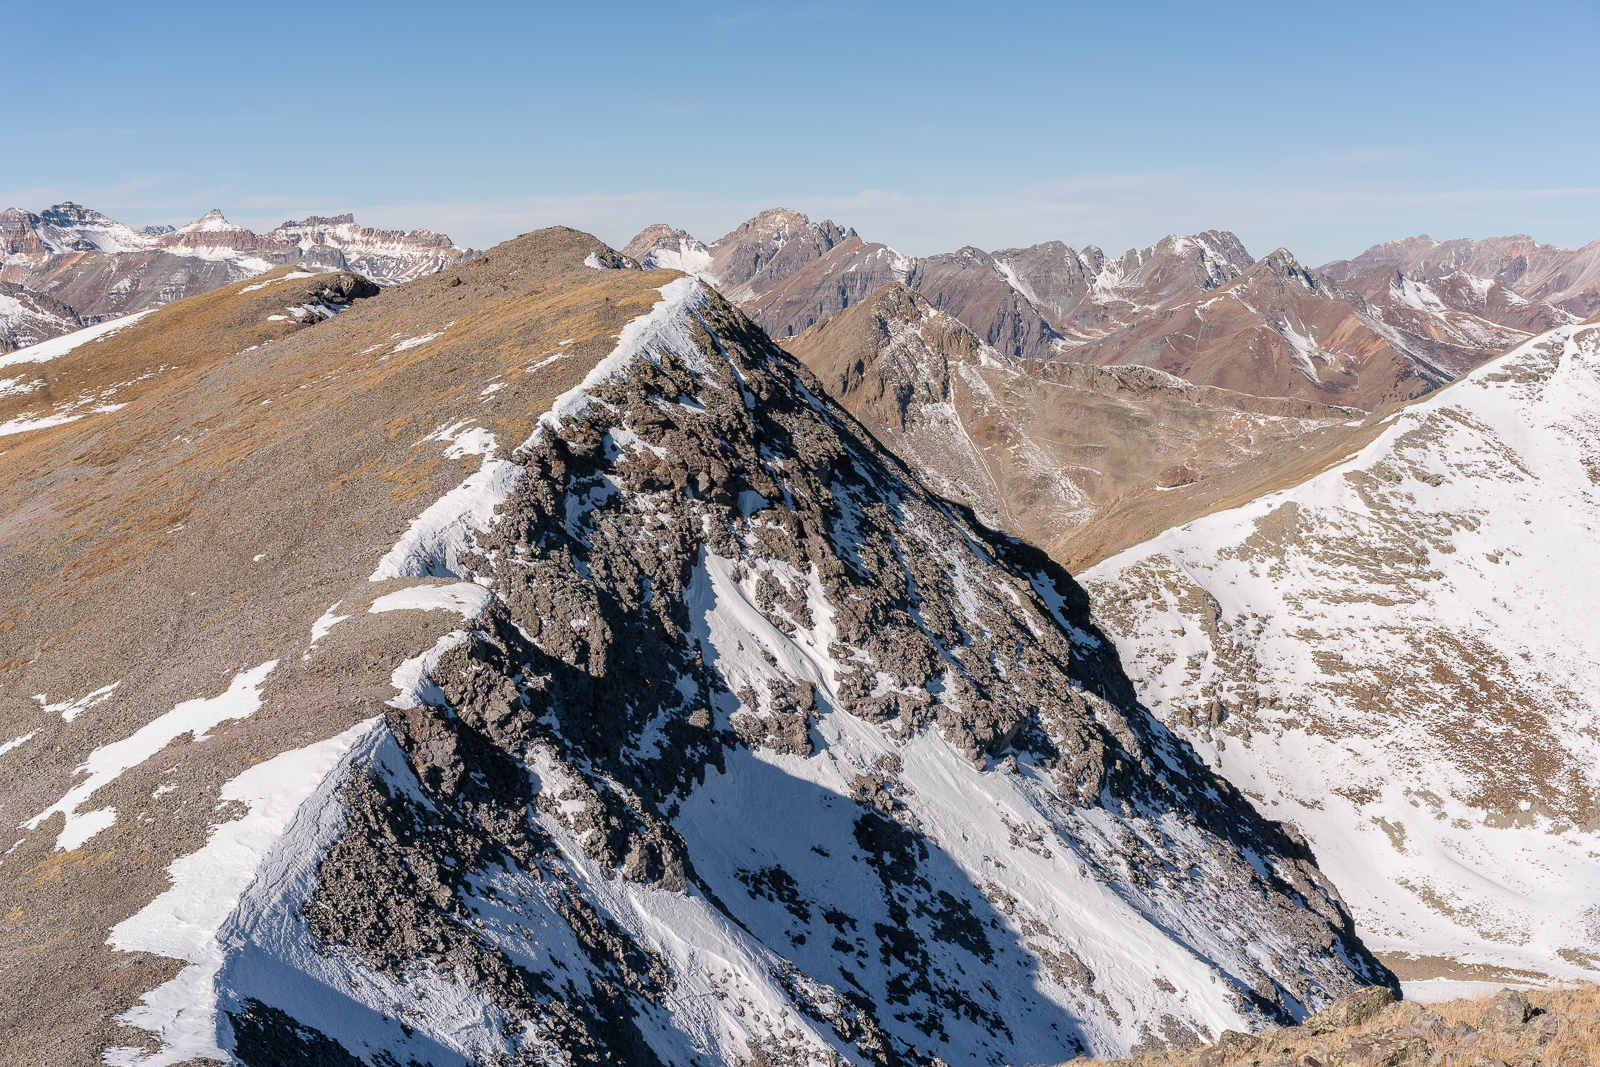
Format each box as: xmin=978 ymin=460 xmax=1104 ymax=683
xmin=1084 ymin=321 xmax=1600 ymax=983
xmin=104 ymin=718 xmax=400 ymax=1067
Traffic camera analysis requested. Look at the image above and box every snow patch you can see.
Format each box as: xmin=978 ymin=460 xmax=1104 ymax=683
xmin=32 ymin=681 xmax=119 ymax=723
xmin=103 ymin=717 xmax=387 ymax=1067
xmin=387 ymin=633 xmax=472 ymax=709
xmin=25 ymin=662 xmax=278 ymax=851
xmin=390 ymin=326 xmax=449 ymax=354
xmin=303 ymin=602 xmax=350 ymax=660
xmin=367 ymin=459 xmax=526 ymax=581
xmin=517 ymin=277 xmax=710 ymax=452
xmin=419 ymin=420 xmax=497 ymax=459
xmin=369 ymin=582 xmax=493 ymax=619
xmin=236 ymin=272 xmax=314 ymax=295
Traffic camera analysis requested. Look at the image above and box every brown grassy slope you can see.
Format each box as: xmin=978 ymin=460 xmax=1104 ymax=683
xmin=1057 ymin=252 xmax=1462 ymax=411
xmin=1045 ymin=413 xmax=1392 ymax=571
xmin=786 ymin=281 xmax=1360 ymax=555
xmin=0 ymin=266 xmax=372 ymax=447
xmin=1062 ymin=984 xmax=1598 ymax=1067
xmin=0 ymin=228 xmax=684 ymax=1064
xmin=1050 ymin=315 xmax=1600 ymax=571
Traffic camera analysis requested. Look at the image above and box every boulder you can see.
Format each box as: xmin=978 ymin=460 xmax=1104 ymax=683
xmin=1523 ymin=1014 xmax=1558 ymax=1046
xmin=1308 ymin=986 xmax=1396 ymax=1035
xmin=1483 ymin=990 xmax=1534 ymax=1030
xmin=1199 ymin=1029 xmax=1262 ymax=1067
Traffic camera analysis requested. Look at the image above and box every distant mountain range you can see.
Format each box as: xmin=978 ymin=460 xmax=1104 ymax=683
xmin=784 ymin=281 xmax=1362 ymax=552
xmin=626 ymin=209 xmax=1593 ymax=410
xmin=0 ymin=202 xmax=477 ymax=349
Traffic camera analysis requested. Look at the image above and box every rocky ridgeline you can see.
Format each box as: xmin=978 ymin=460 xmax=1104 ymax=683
xmin=295 ymin=272 xmax=1391 ymax=1064
xmin=626 ymin=210 xmax=1588 ymax=411
xmin=1068 ymin=985 xmax=1597 ymax=1067
xmin=0 ymin=231 xmax=1401 ymax=1065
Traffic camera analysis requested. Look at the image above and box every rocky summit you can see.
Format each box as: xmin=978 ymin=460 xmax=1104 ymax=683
xmin=0 ymin=230 xmax=1395 ymax=1066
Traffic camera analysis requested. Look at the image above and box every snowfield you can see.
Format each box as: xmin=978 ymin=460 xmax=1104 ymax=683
xmin=1083 ymin=320 xmax=1600 ymax=985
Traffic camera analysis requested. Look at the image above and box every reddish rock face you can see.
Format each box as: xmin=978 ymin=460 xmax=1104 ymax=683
xmin=1321 ymin=232 xmax=1600 ymax=319
xmin=628 ymin=211 xmax=1585 ymax=412
xmin=0 ymin=207 xmax=53 ymax=256
xmin=1057 ymin=250 xmax=1448 ymax=410
xmin=786 ymin=280 xmax=1361 ymax=552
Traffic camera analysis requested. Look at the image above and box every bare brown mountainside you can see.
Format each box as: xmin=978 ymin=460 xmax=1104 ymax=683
xmin=0 ymin=232 xmax=1390 ymax=1065
xmin=989 ymin=232 xmax=1254 ymax=347
xmin=628 ymin=211 xmax=1584 ymax=406
xmin=0 ymin=202 xmax=478 ymax=325
xmin=1060 ymin=249 xmax=1479 ymax=409
xmin=1336 ymin=264 xmax=1574 ymax=345
xmin=1046 ymin=315 xmax=1600 ymax=575
xmin=785 ymin=281 xmax=1360 ymax=551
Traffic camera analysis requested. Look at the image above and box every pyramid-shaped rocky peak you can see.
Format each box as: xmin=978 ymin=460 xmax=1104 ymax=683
xmin=0 ymin=227 xmax=1391 ymax=1064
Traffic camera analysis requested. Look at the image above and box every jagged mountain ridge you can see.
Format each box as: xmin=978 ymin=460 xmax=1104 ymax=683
xmin=625 ymin=208 xmax=917 ymax=345
xmin=624 ymin=212 xmax=1255 ymax=361
xmin=626 ymin=211 xmax=1584 ymax=407
xmin=0 ymin=232 xmax=1389 ymax=1066
xmin=1080 ymin=317 xmax=1600 ymax=986
xmin=0 ymin=280 xmax=81 ymax=353
xmin=785 ymin=281 xmax=1362 ymax=552
xmin=1319 ymin=233 xmax=1600 ymax=318
xmin=1057 ymin=248 xmax=1508 ymax=409
xmin=0 ymin=201 xmax=478 ymax=327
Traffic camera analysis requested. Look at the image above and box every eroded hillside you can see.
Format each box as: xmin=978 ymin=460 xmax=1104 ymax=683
xmin=786 ymin=282 xmax=1363 ymax=553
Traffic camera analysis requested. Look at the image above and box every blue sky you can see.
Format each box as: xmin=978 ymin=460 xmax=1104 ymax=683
xmin=5 ymin=0 xmax=1598 ymax=264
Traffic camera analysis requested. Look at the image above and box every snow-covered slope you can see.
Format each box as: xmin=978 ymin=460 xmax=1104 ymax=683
xmin=0 ymin=280 xmax=81 ymax=353
xmin=0 ymin=230 xmax=1391 ymax=1065
xmin=1082 ymin=319 xmax=1600 ymax=986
